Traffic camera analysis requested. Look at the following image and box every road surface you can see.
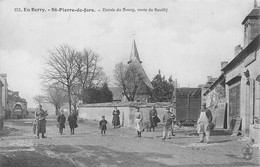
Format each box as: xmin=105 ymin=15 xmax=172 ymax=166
xmin=0 ymin=116 xmax=259 ymax=167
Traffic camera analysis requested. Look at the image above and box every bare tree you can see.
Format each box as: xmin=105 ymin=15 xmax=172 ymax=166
xmin=33 ymin=95 xmax=45 ymax=106
xmin=114 ymin=62 xmax=146 ymax=101
xmin=42 ymin=45 xmax=80 ymax=114
xmin=74 ymin=49 xmax=107 ymax=100
xmin=43 ymin=83 xmax=67 ymax=115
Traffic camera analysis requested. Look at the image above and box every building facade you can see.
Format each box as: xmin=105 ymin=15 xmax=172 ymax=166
xmin=204 ymin=2 xmax=260 ymax=142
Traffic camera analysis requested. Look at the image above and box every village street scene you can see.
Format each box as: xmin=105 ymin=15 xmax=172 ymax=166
xmin=0 ymin=0 xmax=260 ymax=166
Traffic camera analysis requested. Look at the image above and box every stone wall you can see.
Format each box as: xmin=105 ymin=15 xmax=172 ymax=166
xmin=78 ymin=102 xmax=172 ymax=129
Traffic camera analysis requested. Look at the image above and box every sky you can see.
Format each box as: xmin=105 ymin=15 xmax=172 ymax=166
xmin=0 ymin=0 xmax=256 ymax=107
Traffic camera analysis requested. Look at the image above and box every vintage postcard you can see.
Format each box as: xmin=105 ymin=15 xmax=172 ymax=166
xmin=0 ymin=0 xmax=259 ymax=166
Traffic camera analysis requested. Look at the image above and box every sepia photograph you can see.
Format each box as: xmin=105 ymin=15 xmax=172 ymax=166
xmin=0 ymin=0 xmax=259 ymax=166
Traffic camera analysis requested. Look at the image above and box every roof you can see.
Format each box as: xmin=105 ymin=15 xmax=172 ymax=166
xmin=176 ymin=88 xmax=201 ymax=97
xmin=128 ymin=39 xmax=142 ymax=64
xmin=222 ymin=35 xmax=260 ymax=73
xmin=208 ymin=77 xmax=218 ymax=84
xmin=242 ymin=7 xmax=260 ymax=24
xmin=109 ymin=87 xmax=122 ymax=101
xmin=203 ymin=74 xmax=225 ymax=96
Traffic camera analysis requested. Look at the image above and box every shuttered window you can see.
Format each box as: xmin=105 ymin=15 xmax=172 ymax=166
xmin=229 ymin=84 xmax=240 ymax=119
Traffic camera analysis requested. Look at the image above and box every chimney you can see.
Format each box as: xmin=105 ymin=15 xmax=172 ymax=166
xmin=207 ymin=76 xmax=212 ymax=82
xmin=221 ymin=61 xmax=228 ymax=70
xmin=0 ymin=73 xmax=7 ymax=78
xmin=234 ymin=45 xmax=243 ymax=57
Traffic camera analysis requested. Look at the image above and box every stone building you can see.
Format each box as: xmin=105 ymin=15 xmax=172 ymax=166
xmin=198 ymin=76 xmax=217 ymax=105
xmin=0 ymin=74 xmax=8 ymax=118
xmin=0 ymin=80 xmax=3 ymax=116
xmin=204 ymin=1 xmax=260 ymax=142
xmin=120 ymin=39 xmax=154 ymax=102
xmin=203 ymin=63 xmax=228 ymax=129
xmin=222 ymin=2 xmax=260 ymax=141
xmin=6 ymin=90 xmax=28 ymax=118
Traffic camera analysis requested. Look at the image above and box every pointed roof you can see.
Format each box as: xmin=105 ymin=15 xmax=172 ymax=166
xmin=242 ymin=0 xmax=260 ymax=24
xmin=128 ymin=39 xmax=142 ymax=64
xmin=127 ymin=39 xmax=154 ymax=90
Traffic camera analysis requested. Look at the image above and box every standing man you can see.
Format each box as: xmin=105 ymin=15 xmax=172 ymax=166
xmin=197 ymin=103 xmax=213 ymax=144
xmin=149 ymin=105 xmax=157 ymax=132
xmin=57 ymin=109 xmax=66 ymax=135
xmin=112 ymin=106 xmax=120 ymax=129
xmin=134 ymin=106 xmax=143 ymax=137
xmin=162 ymin=107 xmax=175 ymax=140
xmin=35 ymin=105 xmax=48 ymax=139
xmin=68 ymin=112 xmax=78 ymax=135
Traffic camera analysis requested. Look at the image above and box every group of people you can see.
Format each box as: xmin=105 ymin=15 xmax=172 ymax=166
xmin=57 ymin=109 xmax=78 ymax=135
xmin=133 ymin=103 xmax=214 ymax=143
xmin=133 ymin=105 xmax=176 ymax=139
xmin=33 ymin=103 xmax=214 ymax=144
xmin=33 ymin=105 xmax=79 ymax=138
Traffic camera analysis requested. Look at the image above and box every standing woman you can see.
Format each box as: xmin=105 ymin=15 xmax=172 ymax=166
xmin=68 ymin=112 xmax=78 ymax=135
xmin=112 ymin=106 xmax=120 ymax=129
xmin=57 ymin=109 xmax=66 ymax=135
xmin=134 ymin=106 xmax=143 ymax=137
xmin=35 ymin=105 xmax=48 ymax=139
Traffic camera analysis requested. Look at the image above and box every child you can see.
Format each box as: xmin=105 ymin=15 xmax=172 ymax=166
xmin=99 ymin=116 xmax=108 ymax=136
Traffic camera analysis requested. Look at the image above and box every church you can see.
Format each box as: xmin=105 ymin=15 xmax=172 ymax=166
xmin=111 ymin=39 xmax=154 ymax=103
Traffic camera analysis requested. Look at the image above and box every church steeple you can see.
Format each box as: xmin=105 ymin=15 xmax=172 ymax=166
xmin=127 ymin=39 xmax=142 ymax=64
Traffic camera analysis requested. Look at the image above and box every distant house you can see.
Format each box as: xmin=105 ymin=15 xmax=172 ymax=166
xmin=198 ymin=76 xmax=218 ymax=105
xmin=7 ymin=90 xmax=28 ymax=116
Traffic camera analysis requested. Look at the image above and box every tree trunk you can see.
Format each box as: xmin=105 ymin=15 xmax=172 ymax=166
xmin=68 ymin=85 xmax=72 ymax=114
xmin=73 ymin=104 xmax=77 ymax=113
xmin=55 ymin=105 xmax=59 ymax=116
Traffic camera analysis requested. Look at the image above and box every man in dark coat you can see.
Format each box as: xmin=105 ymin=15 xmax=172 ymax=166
xmin=57 ymin=109 xmax=66 ymax=135
xmin=68 ymin=112 xmax=78 ymax=135
xmin=112 ymin=107 xmax=120 ymax=128
xmin=36 ymin=105 xmax=48 ymax=139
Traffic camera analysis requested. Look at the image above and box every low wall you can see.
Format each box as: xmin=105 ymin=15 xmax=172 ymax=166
xmin=78 ymin=102 xmax=172 ymax=128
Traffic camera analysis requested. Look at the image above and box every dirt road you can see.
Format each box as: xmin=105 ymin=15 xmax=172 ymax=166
xmin=0 ymin=117 xmax=259 ymax=167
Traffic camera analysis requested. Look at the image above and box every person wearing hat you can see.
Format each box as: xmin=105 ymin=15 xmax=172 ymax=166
xmin=162 ymin=106 xmax=175 ymax=140
xmin=134 ymin=106 xmax=143 ymax=137
xmin=197 ymin=103 xmax=213 ymax=144
xmin=99 ymin=116 xmax=108 ymax=136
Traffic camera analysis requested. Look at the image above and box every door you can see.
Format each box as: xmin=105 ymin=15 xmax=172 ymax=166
xmin=176 ymin=88 xmax=201 ymax=122
xmin=229 ymin=84 xmax=240 ymax=131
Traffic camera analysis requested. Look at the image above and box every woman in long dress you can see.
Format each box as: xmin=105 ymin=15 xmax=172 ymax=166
xmin=112 ymin=107 xmax=120 ymax=128
xmin=134 ymin=106 xmax=143 ymax=137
